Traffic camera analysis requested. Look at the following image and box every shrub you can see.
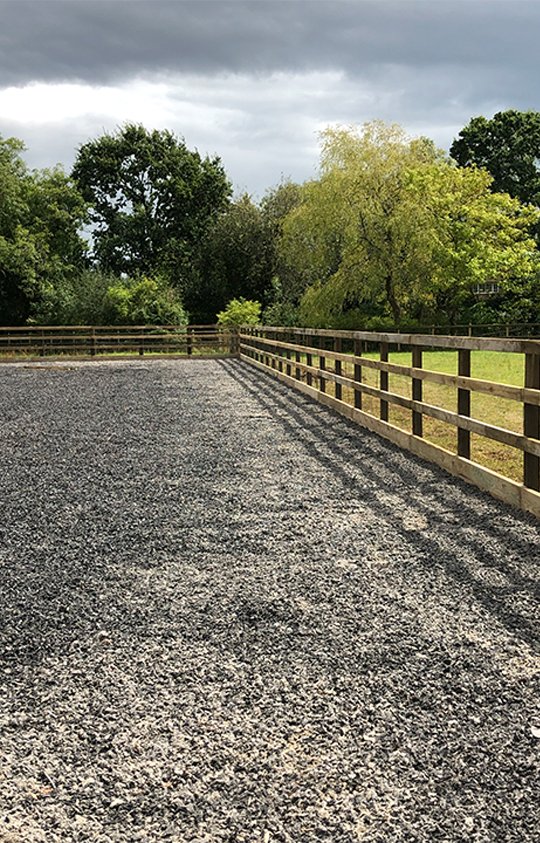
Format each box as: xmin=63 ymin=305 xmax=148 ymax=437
xmin=216 ymin=297 xmax=261 ymax=327
xmin=103 ymin=277 xmax=188 ymax=325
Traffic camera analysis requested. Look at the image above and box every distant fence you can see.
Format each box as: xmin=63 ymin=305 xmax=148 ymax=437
xmin=422 ymin=322 xmax=540 ymax=338
xmin=240 ymin=326 xmax=540 ymax=518
xmin=0 ymin=324 xmax=236 ymax=358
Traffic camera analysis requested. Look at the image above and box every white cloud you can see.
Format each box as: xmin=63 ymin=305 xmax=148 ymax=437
xmin=0 ymin=66 xmax=524 ymax=196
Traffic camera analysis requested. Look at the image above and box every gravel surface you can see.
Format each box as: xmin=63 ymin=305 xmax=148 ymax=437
xmin=0 ymin=358 xmax=539 ymax=843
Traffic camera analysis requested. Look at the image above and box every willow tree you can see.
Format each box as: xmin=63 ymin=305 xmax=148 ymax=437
xmin=280 ymin=122 xmax=538 ymax=327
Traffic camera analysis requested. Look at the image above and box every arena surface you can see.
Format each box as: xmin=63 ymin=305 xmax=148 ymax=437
xmin=1 ymin=359 xmax=539 ymax=842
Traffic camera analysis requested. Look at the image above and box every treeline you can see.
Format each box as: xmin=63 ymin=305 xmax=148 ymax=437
xmin=1 ymin=111 xmax=540 ymax=328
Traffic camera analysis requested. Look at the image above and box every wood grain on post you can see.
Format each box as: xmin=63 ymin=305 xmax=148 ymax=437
xmin=412 ymin=346 xmax=423 ymax=437
xmin=524 ymin=353 xmax=540 ymax=490
xmin=354 ymin=339 xmax=362 ymax=410
xmin=380 ymin=342 xmax=389 ymax=421
xmin=286 ymin=332 xmax=292 ymax=377
xmin=319 ymin=336 xmax=326 ymax=394
xmin=458 ymin=349 xmax=471 ymax=459
xmin=334 ymin=337 xmax=342 ymax=400
xmin=306 ymin=336 xmax=313 ymax=386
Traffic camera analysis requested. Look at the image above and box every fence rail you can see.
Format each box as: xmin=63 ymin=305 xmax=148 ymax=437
xmin=0 ymin=324 xmax=236 ymax=358
xmin=422 ymin=322 xmax=540 ymax=338
xmin=240 ymin=326 xmax=540 ymax=518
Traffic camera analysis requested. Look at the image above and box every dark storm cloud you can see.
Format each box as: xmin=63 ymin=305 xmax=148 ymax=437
xmin=0 ymin=0 xmax=538 ymax=95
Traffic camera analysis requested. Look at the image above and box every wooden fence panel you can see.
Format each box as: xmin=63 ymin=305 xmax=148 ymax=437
xmin=0 ymin=325 xmax=235 ymax=359
xmin=239 ymin=326 xmax=540 ymax=517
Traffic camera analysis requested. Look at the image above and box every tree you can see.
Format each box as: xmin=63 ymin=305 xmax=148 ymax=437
xmin=0 ymin=135 xmax=87 ymax=325
xmin=189 ymin=194 xmax=275 ymax=322
xmin=259 ymin=180 xmax=305 ymax=323
xmin=280 ymin=122 xmax=539 ymax=327
xmin=282 ymin=123 xmax=446 ymax=326
xmin=72 ymin=124 xmax=231 ymax=287
xmin=450 ymin=110 xmax=540 ymax=206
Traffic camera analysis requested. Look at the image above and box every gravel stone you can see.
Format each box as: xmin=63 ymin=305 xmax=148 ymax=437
xmin=0 ymin=358 xmax=539 ymax=842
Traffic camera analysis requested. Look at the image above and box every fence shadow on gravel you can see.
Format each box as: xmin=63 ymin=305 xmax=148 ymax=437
xmin=222 ymin=360 xmax=540 ymax=650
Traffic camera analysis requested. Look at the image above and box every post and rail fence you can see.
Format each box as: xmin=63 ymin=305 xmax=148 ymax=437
xmin=0 ymin=324 xmax=236 ymax=358
xmin=239 ymin=326 xmax=540 ymax=518
xmin=420 ymin=322 xmax=540 ymax=338
xmin=1 ymin=322 xmax=540 ymax=517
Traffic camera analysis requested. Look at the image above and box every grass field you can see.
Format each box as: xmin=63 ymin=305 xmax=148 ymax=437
xmin=296 ymin=350 xmax=526 ymax=482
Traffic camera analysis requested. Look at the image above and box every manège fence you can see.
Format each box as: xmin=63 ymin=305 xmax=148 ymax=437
xmin=0 ymin=324 xmax=235 ymax=358
xmin=2 ymin=322 xmax=540 ymax=517
xmin=240 ymin=326 xmax=540 ymax=518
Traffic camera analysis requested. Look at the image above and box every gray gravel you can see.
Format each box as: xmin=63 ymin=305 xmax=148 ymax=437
xmin=0 ymin=358 xmax=539 ymax=843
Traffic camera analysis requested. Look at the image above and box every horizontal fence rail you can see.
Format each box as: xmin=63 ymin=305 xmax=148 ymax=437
xmin=0 ymin=324 xmax=236 ymax=358
xmin=422 ymin=322 xmax=540 ymax=338
xmin=240 ymin=326 xmax=540 ymax=518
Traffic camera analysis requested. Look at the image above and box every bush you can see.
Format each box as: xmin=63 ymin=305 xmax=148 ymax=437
xmin=262 ymin=300 xmax=299 ymax=327
xmin=103 ymin=277 xmax=188 ymax=325
xmin=30 ymin=269 xmax=117 ymax=325
xmin=216 ymin=297 xmax=261 ymax=327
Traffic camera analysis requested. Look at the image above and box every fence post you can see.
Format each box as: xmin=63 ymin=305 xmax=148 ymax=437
xmin=457 ymin=349 xmax=471 ymax=459
xmin=295 ymin=335 xmax=301 ymax=380
xmin=334 ymin=336 xmax=342 ymax=400
xmin=306 ymin=335 xmax=313 ymax=386
xmin=354 ymin=338 xmax=362 ymax=410
xmin=187 ymin=327 xmax=193 ymax=356
xmin=412 ymin=346 xmax=423 ymax=437
xmin=524 ymin=352 xmax=540 ymax=491
xmin=229 ymin=327 xmax=239 ymax=355
xmin=286 ymin=332 xmax=292 ymax=377
xmin=319 ymin=336 xmax=326 ymax=393
xmin=91 ymin=327 xmax=96 ymax=358
xmin=380 ymin=342 xmax=389 ymax=421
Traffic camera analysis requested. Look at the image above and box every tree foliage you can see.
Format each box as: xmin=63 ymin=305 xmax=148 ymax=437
xmin=189 ymin=194 xmax=275 ymax=322
xmin=103 ymin=277 xmax=187 ymax=325
xmin=450 ymin=110 xmax=540 ymax=206
xmin=216 ymin=297 xmax=261 ymax=327
xmin=72 ymin=124 xmax=231 ymax=287
xmin=279 ymin=122 xmax=539 ymax=327
xmin=0 ymin=135 xmax=87 ymax=325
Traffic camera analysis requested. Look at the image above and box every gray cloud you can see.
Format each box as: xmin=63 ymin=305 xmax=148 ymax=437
xmin=0 ymin=0 xmax=538 ymax=90
xmin=1 ymin=1 xmax=540 ymax=195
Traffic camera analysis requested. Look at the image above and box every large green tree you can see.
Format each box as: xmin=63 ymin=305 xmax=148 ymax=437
xmin=280 ymin=122 xmax=538 ymax=327
xmin=188 ymin=193 xmax=275 ymax=322
xmin=0 ymin=136 xmax=87 ymax=325
xmin=450 ymin=110 xmax=540 ymax=206
xmin=72 ymin=124 xmax=232 ymax=288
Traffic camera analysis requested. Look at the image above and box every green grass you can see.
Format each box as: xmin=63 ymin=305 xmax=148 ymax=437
xmin=287 ymin=349 xmax=526 ymax=482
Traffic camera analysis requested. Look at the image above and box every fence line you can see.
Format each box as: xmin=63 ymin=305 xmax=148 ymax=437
xmin=422 ymin=322 xmax=540 ymax=338
xmin=240 ymin=326 xmax=540 ymax=518
xmin=3 ymin=321 xmax=540 ymax=516
xmin=0 ymin=324 xmax=236 ymax=358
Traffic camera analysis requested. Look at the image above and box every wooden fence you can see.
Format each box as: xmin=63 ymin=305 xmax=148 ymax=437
xmin=240 ymin=326 xmax=540 ymax=518
xmin=422 ymin=322 xmax=540 ymax=338
xmin=0 ymin=324 xmax=235 ymax=358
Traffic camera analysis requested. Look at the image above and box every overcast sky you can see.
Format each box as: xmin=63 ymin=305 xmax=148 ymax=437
xmin=1 ymin=0 xmax=539 ymax=197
